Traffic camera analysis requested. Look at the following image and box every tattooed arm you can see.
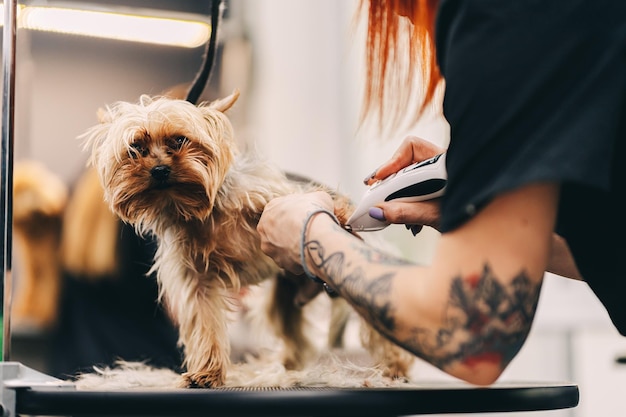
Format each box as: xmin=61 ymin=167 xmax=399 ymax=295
xmin=364 ymin=136 xmax=580 ymax=281
xmin=258 ymin=182 xmax=559 ymax=385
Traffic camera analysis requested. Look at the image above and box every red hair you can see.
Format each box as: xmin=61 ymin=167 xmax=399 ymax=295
xmin=358 ymin=0 xmax=441 ymax=133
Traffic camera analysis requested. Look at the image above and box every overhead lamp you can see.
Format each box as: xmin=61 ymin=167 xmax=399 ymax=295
xmin=0 ymin=3 xmax=211 ymax=48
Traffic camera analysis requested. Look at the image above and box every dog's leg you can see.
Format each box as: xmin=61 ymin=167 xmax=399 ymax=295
xmin=267 ymin=272 xmax=317 ymax=370
xmin=171 ymin=280 xmax=233 ymax=388
xmin=328 ymin=297 xmax=352 ymax=349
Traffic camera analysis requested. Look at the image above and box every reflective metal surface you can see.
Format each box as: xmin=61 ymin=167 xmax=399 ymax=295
xmin=2 ymin=0 xmax=18 ymax=362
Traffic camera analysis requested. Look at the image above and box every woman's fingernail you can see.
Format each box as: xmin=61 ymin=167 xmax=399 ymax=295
xmin=362 ymin=170 xmax=377 ymax=185
xmin=369 ymin=207 xmax=385 ymax=221
xmin=405 ymin=224 xmax=411 ymax=230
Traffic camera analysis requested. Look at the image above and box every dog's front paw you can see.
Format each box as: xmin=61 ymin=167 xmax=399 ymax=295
xmin=179 ymin=371 xmax=225 ymax=388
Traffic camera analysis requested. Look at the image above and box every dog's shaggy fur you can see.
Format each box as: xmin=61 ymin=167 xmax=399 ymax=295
xmin=75 ymin=352 xmax=418 ymax=391
xmin=81 ymin=90 xmax=414 ymax=388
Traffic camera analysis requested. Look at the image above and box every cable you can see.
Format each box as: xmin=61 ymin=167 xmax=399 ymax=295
xmin=185 ymin=0 xmax=223 ymax=104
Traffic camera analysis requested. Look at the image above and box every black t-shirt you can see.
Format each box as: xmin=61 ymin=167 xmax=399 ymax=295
xmin=435 ymin=0 xmax=626 ymax=334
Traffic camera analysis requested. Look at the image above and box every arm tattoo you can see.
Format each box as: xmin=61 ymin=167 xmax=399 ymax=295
xmin=304 ymin=238 xmax=410 ymax=332
xmin=305 ymin=234 xmax=541 ymax=373
xmin=427 ymin=265 xmax=541 ymax=370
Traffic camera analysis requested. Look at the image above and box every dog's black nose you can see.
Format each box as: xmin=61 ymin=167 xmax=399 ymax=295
xmin=151 ymin=165 xmax=171 ymax=181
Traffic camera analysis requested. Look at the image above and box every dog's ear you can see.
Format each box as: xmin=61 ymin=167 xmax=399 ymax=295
xmin=96 ymin=107 xmax=112 ymax=124
xmin=207 ymin=89 xmax=240 ymax=113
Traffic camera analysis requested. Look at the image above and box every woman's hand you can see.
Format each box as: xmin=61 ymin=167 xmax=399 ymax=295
xmin=362 ymin=136 xmax=445 ymax=233
xmin=257 ymin=191 xmax=335 ymax=274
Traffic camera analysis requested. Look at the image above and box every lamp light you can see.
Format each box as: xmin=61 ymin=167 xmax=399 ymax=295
xmin=0 ymin=3 xmax=211 ymax=48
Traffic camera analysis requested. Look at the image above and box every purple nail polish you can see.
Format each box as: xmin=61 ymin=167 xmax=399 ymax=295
xmin=369 ymin=207 xmax=385 ymax=221
xmin=362 ymin=171 xmax=377 ymax=185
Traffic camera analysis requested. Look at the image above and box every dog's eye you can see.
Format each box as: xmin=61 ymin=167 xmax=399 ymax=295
xmin=130 ymin=142 xmax=148 ymax=158
xmin=169 ymin=136 xmax=188 ymax=151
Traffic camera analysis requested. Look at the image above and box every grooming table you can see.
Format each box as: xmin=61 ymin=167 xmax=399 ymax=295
xmin=0 ymin=362 xmax=579 ymax=417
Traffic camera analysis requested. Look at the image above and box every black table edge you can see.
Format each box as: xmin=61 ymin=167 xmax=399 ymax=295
xmin=12 ymin=382 xmax=579 ymax=417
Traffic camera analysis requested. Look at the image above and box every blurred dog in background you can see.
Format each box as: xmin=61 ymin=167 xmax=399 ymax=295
xmin=12 ymin=161 xmax=68 ymax=330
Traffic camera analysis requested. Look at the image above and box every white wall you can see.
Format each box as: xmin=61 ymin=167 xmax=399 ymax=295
xmin=242 ymin=0 xmax=357 ymax=191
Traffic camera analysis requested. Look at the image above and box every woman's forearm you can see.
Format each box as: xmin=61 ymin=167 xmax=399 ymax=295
xmin=301 ymin=214 xmax=517 ymax=385
xmin=302 ymin=214 xmax=428 ymax=338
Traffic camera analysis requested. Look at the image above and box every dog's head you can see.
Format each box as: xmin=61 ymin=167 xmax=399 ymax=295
xmin=81 ymin=89 xmax=240 ymax=231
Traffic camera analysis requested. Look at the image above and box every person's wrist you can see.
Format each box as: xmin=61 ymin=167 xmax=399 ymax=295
xmin=300 ymin=209 xmax=339 ymax=292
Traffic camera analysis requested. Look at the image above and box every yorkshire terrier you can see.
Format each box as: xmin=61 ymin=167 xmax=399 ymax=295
xmin=81 ymin=89 xmax=414 ymax=388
